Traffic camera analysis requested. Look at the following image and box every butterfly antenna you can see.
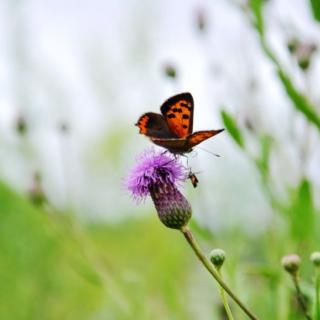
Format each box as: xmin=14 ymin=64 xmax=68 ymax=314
xmin=197 ymin=147 xmax=221 ymax=158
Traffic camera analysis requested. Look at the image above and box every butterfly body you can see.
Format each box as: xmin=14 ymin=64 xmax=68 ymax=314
xmin=136 ymin=93 xmax=224 ymax=154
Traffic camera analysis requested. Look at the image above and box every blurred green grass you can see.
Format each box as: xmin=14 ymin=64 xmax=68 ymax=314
xmin=0 ymin=180 xmax=213 ymax=319
xmin=2 ymin=178 xmax=318 ymax=319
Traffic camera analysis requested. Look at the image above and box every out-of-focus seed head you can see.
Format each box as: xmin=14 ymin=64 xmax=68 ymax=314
xmin=287 ymin=38 xmax=299 ymax=54
xmin=59 ymin=122 xmax=70 ymax=134
xmin=310 ymin=252 xmax=320 ymax=268
xmin=16 ymin=115 xmax=28 ymax=136
xmin=281 ymin=254 xmax=301 ymax=275
xmin=287 ymin=38 xmax=317 ymax=71
xmin=164 ymin=64 xmax=177 ymax=79
xmin=195 ymin=7 xmax=207 ymax=33
xmin=28 ymin=172 xmax=47 ymax=207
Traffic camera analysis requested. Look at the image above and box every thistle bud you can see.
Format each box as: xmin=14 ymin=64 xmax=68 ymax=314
xmin=16 ymin=115 xmax=28 ymax=136
xmin=287 ymin=38 xmax=317 ymax=71
xmin=210 ymin=248 xmax=226 ymax=269
xmin=195 ymin=8 xmax=207 ymax=33
xmin=281 ymin=254 xmax=301 ymax=275
xmin=164 ymin=64 xmax=177 ymax=79
xmin=28 ymin=172 xmax=46 ymax=207
xmin=287 ymin=38 xmax=299 ymax=54
xmin=59 ymin=122 xmax=69 ymax=134
xmin=310 ymin=252 xmax=320 ymax=268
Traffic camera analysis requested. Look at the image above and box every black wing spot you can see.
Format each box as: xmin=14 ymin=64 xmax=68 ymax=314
xmin=182 ymin=125 xmax=188 ymax=129
xmin=177 ymin=108 xmax=182 ymax=113
xmin=167 ymin=114 xmax=176 ymax=119
xmin=182 ymin=114 xmax=189 ymax=119
xmin=180 ymin=102 xmax=188 ymax=107
xmin=172 ymin=108 xmax=178 ymax=112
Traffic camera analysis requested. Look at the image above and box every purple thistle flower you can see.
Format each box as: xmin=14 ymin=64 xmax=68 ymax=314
xmin=126 ymin=149 xmax=185 ymax=200
xmin=126 ymin=149 xmax=192 ymax=229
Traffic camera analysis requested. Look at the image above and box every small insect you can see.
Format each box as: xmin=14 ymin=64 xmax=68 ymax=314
xmin=135 ymin=92 xmax=224 ymax=154
xmin=188 ymin=171 xmax=199 ymax=188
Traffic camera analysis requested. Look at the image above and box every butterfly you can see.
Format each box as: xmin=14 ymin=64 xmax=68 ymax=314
xmin=135 ymin=92 xmax=224 ymax=154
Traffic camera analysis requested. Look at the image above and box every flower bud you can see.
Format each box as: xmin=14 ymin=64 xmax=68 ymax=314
xmin=150 ymin=183 xmax=191 ymax=229
xmin=164 ymin=64 xmax=177 ymax=79
xmin=287 ymin=38 xmax=317 ymax=71
xmin=209 ymin=248 xmax=226 ymax=269
xmin=28 ymin=172 xmax=46 ymax=207
xmin=16 ymin=115 xmax=27 ymax=136
xmin=281 ymin=254 xmax=301 ymax=275
xmin=59 ymin=122 xmax=69 ymax=134
xmin=195 ymin=8 xmax=207 ymax=33
xmin=310 ymin=252 xmax=320 ymax=268
xmin=287 ymin=38 xmax=299 ymax=54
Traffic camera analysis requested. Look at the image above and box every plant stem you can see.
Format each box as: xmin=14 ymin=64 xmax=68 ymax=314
xmin=315 ymin=269 xmax=320 ymax=320
xmin=180 ymin=226 xmax=259 ymax=320
xmin=217 ymin=268 xmax=234 ymax=320
xmin=292 ymin=274 xmax=312 ymax=320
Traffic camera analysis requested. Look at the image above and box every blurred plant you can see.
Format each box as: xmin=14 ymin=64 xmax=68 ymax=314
xmin=311 ymin=252 xmax=320 ymax=320
xmin=222 ymin=0 xmax=320 ymax=246
xmin=247 ymin=0 xmax=320 ymax=131
xmin=281 ymin=254 xmax=312 ymax=319
xmin=15 ymin=115 xmax=28 ymax=136
xmin=309 ymin=0 xmax=320 ymax=22
xmin=59 ymin=121 xmax=70 ymax=134
xmin=164 ymin=63 xmax=178 ymax=79
xmin=126 ymin=149 xmax=258 ymax=319
xmin=287 ymin=38 xmax=317 ymax=71
xmin=28 ymin=172 xmax=47 ymax=207
xmin=217 ymin=1 xmax=320 ymax=318
xmin=195 ymin=7 xmax=207 ymax=33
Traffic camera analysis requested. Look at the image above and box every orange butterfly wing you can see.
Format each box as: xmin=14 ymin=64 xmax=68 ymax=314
xmin=186 ymin=129 xmax=224 ymax=148
xmin=150 ymin=136 xmax=187 ymax=151
xmin=136 ymin=112 xmax=174 ymax=138
xmin=160 ymin=92 xmax=194 ymax=138
xmin=151 ymin=129 xmax=224 ymax=153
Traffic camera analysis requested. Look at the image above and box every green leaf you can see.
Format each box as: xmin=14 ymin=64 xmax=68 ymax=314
xmin=277 ymin=69 xmax=320 ymax=130
xmin=221 ymin=110 xmax=245 ymax=148
xmin=310 ymin=0 xmax=320 ymax=22
xmin=287 ymin=179 xmax=316 ymax=242
xmin=255 ymin=134 xmax=273 ymax=178
xmin=249 ymin=0 xmax=265 ymax=36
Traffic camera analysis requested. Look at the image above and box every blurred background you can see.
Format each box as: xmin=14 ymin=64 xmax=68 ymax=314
xmin=1 ymin=0 xmax=320 ymax=319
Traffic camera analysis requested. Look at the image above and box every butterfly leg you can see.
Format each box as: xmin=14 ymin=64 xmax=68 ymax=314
xmin=160 ymin=149 xmax=169 ymax=156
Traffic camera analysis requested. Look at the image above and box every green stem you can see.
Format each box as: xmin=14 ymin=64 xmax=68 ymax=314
xmin=292 ymin=274 xmax=312 ymax=320
xmin=180 ymin=226 xmax=259 ymax=320
xmin=315 ymin=269 xmax=320 ymax=320
xmin=217 ymin=268 xmax=234 ymax=320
